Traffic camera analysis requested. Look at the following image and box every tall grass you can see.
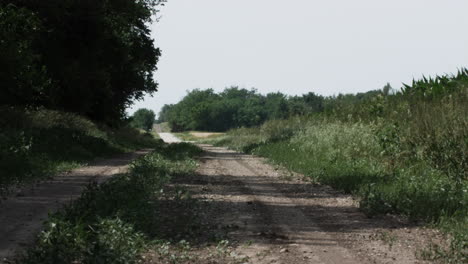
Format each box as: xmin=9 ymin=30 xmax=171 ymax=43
xmin=0 ymin=107 xmax=159 ymax=196
xmin=213 ymin=71 xmax=468 ymax=262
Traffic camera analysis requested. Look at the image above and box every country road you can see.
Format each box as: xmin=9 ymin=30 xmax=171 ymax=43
xmin=158 ymin=132 xmax=182 ymax=143
xmin=0 ymin=131 xmax=438 ymax=263
xmin=157 ymin=133 xmax=436 ymax=264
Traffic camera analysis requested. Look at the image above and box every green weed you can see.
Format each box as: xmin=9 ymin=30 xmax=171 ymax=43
xmin=19 ymin=142 xmax=202 ymax=264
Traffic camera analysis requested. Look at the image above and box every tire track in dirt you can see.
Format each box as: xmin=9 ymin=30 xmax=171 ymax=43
xmin=194 ymin=144 xmax=434 ymax=264
xmin=232 ymin=158 xmax=362 ymax=264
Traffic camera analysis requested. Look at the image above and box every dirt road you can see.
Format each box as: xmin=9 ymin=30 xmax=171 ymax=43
xmin=1 ymin=134 xmax=439 ymax=263
xmin=159 ymin=132 xmax=182 ymax=143
xmin=0 ymin=150 xmax=152 ymax=262
xmin=185 ymin=144 xmax=436 ymax=264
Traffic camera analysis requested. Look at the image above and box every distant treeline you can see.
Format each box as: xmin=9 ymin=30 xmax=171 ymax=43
xmin=0 ymin=1 xmax=160 ymax=125
xmin=158 ymin=86 xmax=384 ymax=132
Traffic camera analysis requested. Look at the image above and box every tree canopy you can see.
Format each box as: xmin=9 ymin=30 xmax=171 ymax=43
xmin=158 ymin=86 xmax=395 ymax=132
xmin=130 ymin=108 xmax=156 ymax=131
xmin=0 ymin=1 xmax=160 ymax=125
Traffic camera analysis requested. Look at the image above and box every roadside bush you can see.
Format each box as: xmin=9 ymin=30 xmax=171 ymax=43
xmin=219 ymin=116 xmax=467 ymax=222
xmin=259 ymin=117 xmax=307 ymax=143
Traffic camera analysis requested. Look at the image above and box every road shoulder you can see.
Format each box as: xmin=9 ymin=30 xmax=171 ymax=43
xmin=0 ymin=149 xmax=151 ymax=261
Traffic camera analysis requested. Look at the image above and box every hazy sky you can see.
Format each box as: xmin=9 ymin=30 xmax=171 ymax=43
xmin=128 ymin=0 xmax=468 ymax=116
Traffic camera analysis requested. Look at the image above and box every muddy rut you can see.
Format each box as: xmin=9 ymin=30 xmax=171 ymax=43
xmin=190 ymin=144 xmax=435 ymax=264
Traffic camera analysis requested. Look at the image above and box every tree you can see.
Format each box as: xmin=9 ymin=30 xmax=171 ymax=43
xmin=131 ymin=108 xmax=155 ymax=131
xmin=382 ymin=83 xmax=393 ymax=96
xmin=0 ymin=4 xmax=49 ymax=107
xmin=157 ymin=104 xmax=174 ymax=123
xmin=0 ymin=1 xmax=161 ymax=125
xmin=265 ymin=92 xmax=289 ymax=120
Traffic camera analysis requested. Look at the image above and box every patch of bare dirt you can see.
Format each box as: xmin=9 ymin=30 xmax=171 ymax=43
xmin=148 ymin=144 xmax=444 ymax=264
xmin=159 ymin=132 xmax=183 ymax=143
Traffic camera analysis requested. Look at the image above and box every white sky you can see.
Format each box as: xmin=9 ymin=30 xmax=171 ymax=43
xmin=128 ymin=0 xmax=468 ymax=116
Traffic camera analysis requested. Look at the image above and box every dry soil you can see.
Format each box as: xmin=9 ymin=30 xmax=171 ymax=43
xmin=166 ymin=144 xmax=442 ymax=264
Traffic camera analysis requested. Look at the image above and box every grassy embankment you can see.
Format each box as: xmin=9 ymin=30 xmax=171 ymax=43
xmin=209 ymin=72 xmax=467 ymax=262
xmin=20 ymin=141 xmax=207 ymax=263
xmin=2 ymin=110 xmax=239 ymax=263
xmin=0 ymin=107 xmax=159 ymax=197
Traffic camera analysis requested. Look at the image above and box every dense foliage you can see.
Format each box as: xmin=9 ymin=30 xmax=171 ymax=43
xmin=210 ymin=70 xmax=468 ymax=262
xmin=130 ymin=108 xmax=156 ymax=131
xmin=0 ymin=1 xmax=160 ymax=125
xmin=158 ymin=86 xmax=383 ymax=132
